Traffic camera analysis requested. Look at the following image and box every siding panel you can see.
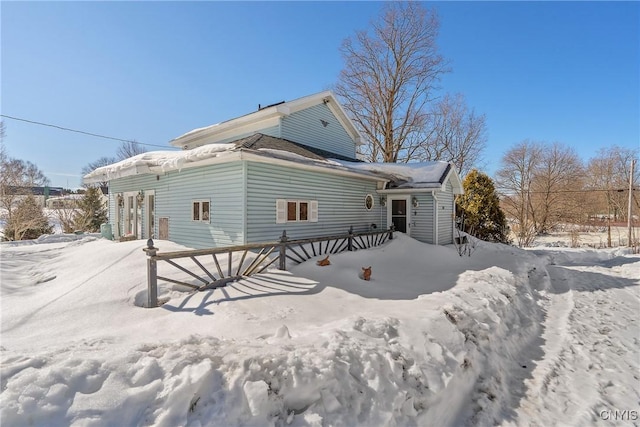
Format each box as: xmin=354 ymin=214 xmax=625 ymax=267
xmin=246 ymin=162 xmax=384 ymax=242
xmin=281 ymin=104 xmax=357 ymax=159
xmin=437 ymin=182 xmax=455 ymax=245
xmin=110 ymin=162 xmax=245 ymax=249
xmin=410 ymin=193 xmax=435 ymax=244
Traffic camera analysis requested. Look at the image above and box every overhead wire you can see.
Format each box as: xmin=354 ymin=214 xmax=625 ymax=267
xmin=0 ymin=114 xmax=179 ymax=150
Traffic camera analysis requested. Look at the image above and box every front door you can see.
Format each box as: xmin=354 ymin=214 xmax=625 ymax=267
xmin=390 ymin=198 xmax=409 ymax=233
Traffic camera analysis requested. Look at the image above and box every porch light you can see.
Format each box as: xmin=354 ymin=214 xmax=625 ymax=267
xmin=412 ymin=197 xmax=419 ymax=208
xmin=136 ymin=190 xmax=145 ymax=204
xmin=379 ymin=196 xmax=387 ymax=207
xmin=116 ymin=193 xmax=124 ymax=208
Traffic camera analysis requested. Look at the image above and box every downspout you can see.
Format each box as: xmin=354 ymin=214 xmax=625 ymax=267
xmin=433 ymin=191 xmax=439 ymax=245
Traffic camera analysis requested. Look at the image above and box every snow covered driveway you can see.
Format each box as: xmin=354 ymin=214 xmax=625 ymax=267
xmin=503 ymin=249 xmax=640 ymax=427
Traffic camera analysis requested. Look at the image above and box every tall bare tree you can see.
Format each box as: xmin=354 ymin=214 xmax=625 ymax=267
xmin=420 ymin=93 xmax=487 ymax=176
xmin=335 ymin=2 xmax=448 ymax=163
xmin=496 ymin=140 xmax=543 ymax=247
xmin=528 ymin=142 xmax=584 ymax=233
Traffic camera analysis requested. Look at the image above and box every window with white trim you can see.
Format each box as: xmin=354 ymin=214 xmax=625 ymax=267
xmin=276 ymin=199 xmax=318 ymax=223
xmin=192 ymin=200 xmax=210 ymax=223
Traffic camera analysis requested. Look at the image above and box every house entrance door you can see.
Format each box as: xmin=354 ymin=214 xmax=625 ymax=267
xmin=390 ymin=198 xmax=409 ymax=233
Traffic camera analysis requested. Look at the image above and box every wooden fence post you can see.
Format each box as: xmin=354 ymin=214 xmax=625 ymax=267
xmin=279 ymin=230 xmax=288 ymax=271
xmin=143 ymin=239 xmax=158 ymax=308
xmin=348 ymin=225 xmax=354 ymax=251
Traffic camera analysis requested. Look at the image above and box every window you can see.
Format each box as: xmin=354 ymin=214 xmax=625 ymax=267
xmin=277 ymin=199 xmax=318 ymax=223
xmin=364 ymin=194 xmax=374 ymax=210
xmin=192 ymin=200 xmax=210 ymax=223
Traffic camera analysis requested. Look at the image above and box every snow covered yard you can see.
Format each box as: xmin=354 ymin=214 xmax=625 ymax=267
xmin=1 ymin=234 xmax=638 ymax=426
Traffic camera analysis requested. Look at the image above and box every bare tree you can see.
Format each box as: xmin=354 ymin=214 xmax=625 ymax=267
xmin=81 ymin=156 xmax=117 ymax=188
xmin=587 ymin=146 xmax=639 ymax=246
xmin=420 ymin=93 xmax=487 ymax=176
xmin=82 ymin=141 xmax=146 ymax=187
xmin=1 ymin=154 xmax=51 ymax=239
xmin=529 ymin=142 xmax=584 ymax=233
xmin=335 ymin=2 xmax=448 ymax=163
xmin=496 ymin=140 xmax=543 ymax=247
xmin=117 ymin=140 xmax=146 ymax=160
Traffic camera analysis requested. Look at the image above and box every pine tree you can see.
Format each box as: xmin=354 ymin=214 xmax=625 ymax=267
xmin=456 ymin=169 xmax=510 ymax=243
xmin=74 ymin=187 xmax=107 ymax=232
xmin=3 ymin=195 xmax=53 ymax=240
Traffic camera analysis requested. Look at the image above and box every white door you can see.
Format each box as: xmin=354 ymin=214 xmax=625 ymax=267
xmin=387 ymin=196 xmax=410 ymax=235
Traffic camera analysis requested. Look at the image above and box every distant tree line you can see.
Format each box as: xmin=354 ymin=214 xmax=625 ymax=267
xmin=497 ymin=141 xmax=638 ymax=247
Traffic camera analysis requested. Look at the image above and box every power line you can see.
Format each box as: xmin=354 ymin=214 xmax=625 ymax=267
xmin=0 ymin=114 xmax=178 ymax=150
xmin=496 ymin=187 xmax=636 ymax=195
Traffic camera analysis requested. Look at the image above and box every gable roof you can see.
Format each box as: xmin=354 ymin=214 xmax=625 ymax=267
xmin=170 ymin=91 xmax=362 ymax=150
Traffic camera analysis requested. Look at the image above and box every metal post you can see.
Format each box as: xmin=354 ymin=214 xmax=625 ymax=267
xmin=143 ymin=239 xmax=158 ymax=308
xmin=279 ymin=230 xmax=288 ymax=270
xmin=348 ymin=225 xmax=354 ymax=251
xmin=628 ymin=159 xmax=635 ymax=247
xmin=389 ymin=223 xmax=395 ymax=240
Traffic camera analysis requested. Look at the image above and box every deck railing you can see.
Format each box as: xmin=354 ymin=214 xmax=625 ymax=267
xmin=143 ymin=225 xmax=394 ymax=307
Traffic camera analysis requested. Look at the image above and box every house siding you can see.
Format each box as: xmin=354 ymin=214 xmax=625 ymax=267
xmin=437 ymin=181 xmax=455 ymax=245
xmin=245 ymin=162 xmax=383 ymax=243
xmin=281 ymin=104 xmax=357 ymax=160
xmin=109 ymin=174 xmax=157 ymax=239
xmin=409 ymin=193 xmax=435 ymax=244
xmin=110 ymin=162 xmax=245 ymax=249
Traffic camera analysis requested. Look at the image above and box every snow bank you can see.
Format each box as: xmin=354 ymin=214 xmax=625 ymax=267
xmin=3 ymin=233 xmax=635 ymax=425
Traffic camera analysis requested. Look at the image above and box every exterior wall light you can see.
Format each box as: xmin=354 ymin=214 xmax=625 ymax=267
xmin=412 ymin=197 xmax=419 ymax=208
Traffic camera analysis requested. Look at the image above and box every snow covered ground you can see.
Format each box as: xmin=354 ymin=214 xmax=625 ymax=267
xmin=1 ymin=233 xmax=638 ymax=426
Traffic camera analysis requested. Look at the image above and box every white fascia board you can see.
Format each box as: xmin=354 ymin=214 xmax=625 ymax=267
xmin=443 ymin=166 xmax=464 ymax=194
xmin=172 ymin=112 xmax=284 ymax=149
xmin=377 ymin=188 xmax=437 ymax=194
xmin=240 ymin=152 xmax=386 ymax=183
xmin=146 ymin=151 xmax=244 ymax=173
xmin=83 ymin=164 xmax=153 ymax=185
xmin=179 ymin=116 xmax=282 ymax=150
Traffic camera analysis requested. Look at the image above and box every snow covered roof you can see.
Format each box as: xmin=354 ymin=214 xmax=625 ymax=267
xmin=83 ymin=134 xmax=369 ymax=185
xmin=335 ymin=160 xmax=464 ymax=193
xmin=84 ymin=133 xmax=462 ymax=193
xmin=169 ymin=91 xmax=362 ymax=149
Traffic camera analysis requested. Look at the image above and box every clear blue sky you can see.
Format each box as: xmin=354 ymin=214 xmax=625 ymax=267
xmin=2 ymin=1 xmax=638 ymax=189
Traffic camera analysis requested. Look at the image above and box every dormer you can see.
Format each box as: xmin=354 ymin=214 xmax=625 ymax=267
xmin=170 ymin=91 xmax=363 ymax=160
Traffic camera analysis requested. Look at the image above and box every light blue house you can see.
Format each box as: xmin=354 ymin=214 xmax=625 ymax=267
xmin=84 ymin=92 xmax=463 ymax=249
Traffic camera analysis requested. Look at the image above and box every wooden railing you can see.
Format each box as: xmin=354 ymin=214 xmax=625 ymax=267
xmin=142 ymin=225 xmax=394 ymax=307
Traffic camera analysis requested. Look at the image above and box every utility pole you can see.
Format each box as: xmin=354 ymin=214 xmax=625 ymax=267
xmin=628 ymin=159 xmax=636 ymax=247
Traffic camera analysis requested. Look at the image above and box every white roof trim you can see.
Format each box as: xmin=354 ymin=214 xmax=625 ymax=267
xmin=169 ymin=91 xmax=363 ymax=149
